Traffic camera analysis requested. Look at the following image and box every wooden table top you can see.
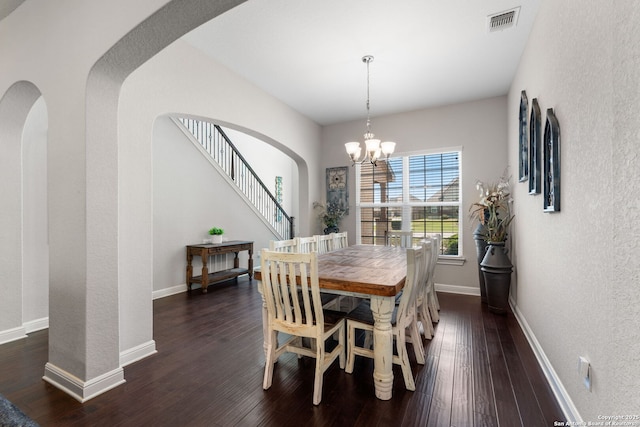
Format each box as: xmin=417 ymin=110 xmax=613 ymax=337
xmin=187 ymin=240 xmax=253 ymax=249
xmin=256 ymin=245 xmax=406 ymax=297
xmin=317 ymin=245 xmax=406 ymax=297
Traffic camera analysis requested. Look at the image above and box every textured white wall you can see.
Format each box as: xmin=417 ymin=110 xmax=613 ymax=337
xmin=21 ymin=97 xmax=49 ymax=326
xmin=508 ymin=0 xmax=640 ymax=419
xmin=321 ymin=96 xmax=509 ymax=291
xmin=0 ymin=81 xmax=41 ymax=338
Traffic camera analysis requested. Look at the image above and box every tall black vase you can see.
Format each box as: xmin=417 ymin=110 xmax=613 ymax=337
xmin=480 ymin=242 xmax=513 ymax=315
xmin=473 ymin=223 xmax=489 ymax=304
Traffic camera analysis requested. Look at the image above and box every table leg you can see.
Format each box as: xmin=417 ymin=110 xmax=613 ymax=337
xmin=256 ymin=281 xmax=270 ymax=360
xmin=248 ymin=246 xmax=254 ymax=279
xmin=370 ymin=295 xmax=395 ymax=400
xmin=201 ymin=250 xmax=209 ymax=293
xmin=233 ymin=251 xmax=239 ymax=269
xmin=186 ymin=250 xmax=193 ymax=293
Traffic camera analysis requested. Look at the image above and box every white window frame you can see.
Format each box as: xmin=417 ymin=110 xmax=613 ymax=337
xmin=355 ymin=147 xmax=465 ymax=265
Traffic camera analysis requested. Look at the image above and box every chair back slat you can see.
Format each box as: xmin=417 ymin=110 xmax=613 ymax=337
xmin=427 ymin=235 xmax=440 ymax=283
xmin=281 ymin=260 xmax=297 ymax=322
xmin=418 ymin=237 xmax=433 ymax=289
xmin=417 ymin=240 xmax=432 ymax=301
xmin=396 ymin=246 xmax=425 ymax=323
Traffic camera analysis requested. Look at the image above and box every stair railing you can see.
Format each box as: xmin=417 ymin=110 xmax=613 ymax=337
xmin=177 ymin=117 xmax=294 ymax=239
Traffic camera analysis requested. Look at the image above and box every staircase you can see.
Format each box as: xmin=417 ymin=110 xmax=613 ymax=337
xmin=174 ymin=117 xmax=294 ymax=240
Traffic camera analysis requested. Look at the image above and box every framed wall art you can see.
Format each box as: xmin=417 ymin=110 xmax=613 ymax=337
xmin=326 ymin=166 xmax=349 ymax=214
xmin=528 ymin=98 xmax=541 ymax=194
xmin=518 ymin=90 xmax=529 ymax=182
xmin=543 ymin=108 xmax=561 ymax=212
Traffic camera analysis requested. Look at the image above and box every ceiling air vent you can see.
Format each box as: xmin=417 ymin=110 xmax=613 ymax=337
xmin=487 ymin=7 xmax=520 ymax=32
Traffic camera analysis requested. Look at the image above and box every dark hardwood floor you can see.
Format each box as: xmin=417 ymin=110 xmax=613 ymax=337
xmin=0 ymin=277 xmax=564 ymax=426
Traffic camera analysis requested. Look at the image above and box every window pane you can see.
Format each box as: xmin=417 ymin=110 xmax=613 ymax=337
xmin=359 ymin=206 xmax=402 ymax=245
xmin=357 ymin=151 xmax=461 ymax=256
xmin=409 ymin=153 xmax=459 ymax=202
xmin=410 ymin=206 xmax=459 ymax=255
xmin=360 ymin=158 xmax=403 ymax=203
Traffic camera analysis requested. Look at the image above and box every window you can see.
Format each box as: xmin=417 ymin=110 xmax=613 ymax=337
xmin=356 ymin=150 xmax=462 ymax=257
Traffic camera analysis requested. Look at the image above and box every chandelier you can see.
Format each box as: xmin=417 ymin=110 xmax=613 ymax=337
xmin=345 ymin=55 xmax=396 ymax=166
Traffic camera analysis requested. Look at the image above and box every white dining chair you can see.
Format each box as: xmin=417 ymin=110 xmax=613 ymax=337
xmin=327 ymin=231 xmax=356 ymax=310
xmin=385 ymin=230 xmax=414 ymax=248
xmin=332 ymin=231 xmax=348 ymax=250
xmin=387 ymin=230 xmax=415 ymax=307
xmin=294 ymin=235 xmax=342 ymax=309
xmin=345 ymin=246 xmax=425 ymax=391
xmin=295 ymin=236 xmax=317 ymax=253
xmin=261 ymin=249 xmax=346 ymax=405
xmin=315 ymin=234 xmax=334 ymax=254
xmin=269 ymin=238 xmax=298 ymax=253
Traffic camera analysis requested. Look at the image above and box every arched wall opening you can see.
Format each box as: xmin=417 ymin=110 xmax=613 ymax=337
xmin=151 ymin=114 xmax=306 ymax=294
xmin=45 ymin=0 xmax=251 ymax=399
xmin=22 ymin=96 xmax=49 ymax=333
xmin=77 ymin=0 xmax=320 ymax=400
xmin=0 ymin=81 xmax=46 ymax=344
xmin=115 ymin=26 xmax=318 ymax=371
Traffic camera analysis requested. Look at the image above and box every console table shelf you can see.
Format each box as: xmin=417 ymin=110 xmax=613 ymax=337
xmin=186 ymin=241 xmax=253 ymax=293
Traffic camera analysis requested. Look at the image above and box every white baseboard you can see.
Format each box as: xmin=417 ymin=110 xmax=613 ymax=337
xmin=435 ymin=283 xmax=480 ymax=296
xmin=509 ymin=297 xmax=582 ymax=422
xmin=0 ymin=326 xmax=27 ymax=345
xmin=24 ymin=317 xmax=49 ymax=333
xmin=153 ymin=284 xmax=187 ymax=300
xmin=43 ymin=362 xmax=125 ymax=402
xmin=120 ymin=340 xmax=157 ymax=367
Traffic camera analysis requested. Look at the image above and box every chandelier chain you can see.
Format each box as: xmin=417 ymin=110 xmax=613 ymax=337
xmin=364 ymin=55 xmax=373 ymax=135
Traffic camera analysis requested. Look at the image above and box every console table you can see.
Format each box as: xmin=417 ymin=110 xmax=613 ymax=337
xmin=186 ymin=240 xmax=253 ymax=293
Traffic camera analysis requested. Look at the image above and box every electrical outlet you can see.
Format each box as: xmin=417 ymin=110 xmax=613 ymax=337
xmin=578 ymin=356 xmax=591 ymax=391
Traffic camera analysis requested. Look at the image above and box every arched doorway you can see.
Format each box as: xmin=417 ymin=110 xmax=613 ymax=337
xmin=0 ymin=81 xmax=46 ymax=343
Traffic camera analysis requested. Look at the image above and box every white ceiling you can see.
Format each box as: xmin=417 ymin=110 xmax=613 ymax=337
xmin=0 ymin=0 xmax=25 ymax=21
xmin=183 ymin=0 xmax=541 ymax=126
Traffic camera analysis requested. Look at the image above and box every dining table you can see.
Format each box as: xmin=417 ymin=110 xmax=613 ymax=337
xmin=255 ymin=244 xmax=407 ymax=400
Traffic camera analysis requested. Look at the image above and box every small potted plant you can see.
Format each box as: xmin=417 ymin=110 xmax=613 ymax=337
xmin=208 ymin=227 xmax=224 ymax=244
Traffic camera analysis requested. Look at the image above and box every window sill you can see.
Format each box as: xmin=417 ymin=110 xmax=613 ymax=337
xmin=437 ymin=257 xmax=466 ymax=266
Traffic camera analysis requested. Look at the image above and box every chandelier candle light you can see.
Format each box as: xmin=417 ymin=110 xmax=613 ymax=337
xmin=345 ymin=55 xmax=396 ymax=166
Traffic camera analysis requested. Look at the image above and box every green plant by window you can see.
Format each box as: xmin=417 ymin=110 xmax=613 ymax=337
xmin=445 ymin=234 xmax=458 ymax=255
xmin=313 ymin=202 xmax=346 ymax=229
